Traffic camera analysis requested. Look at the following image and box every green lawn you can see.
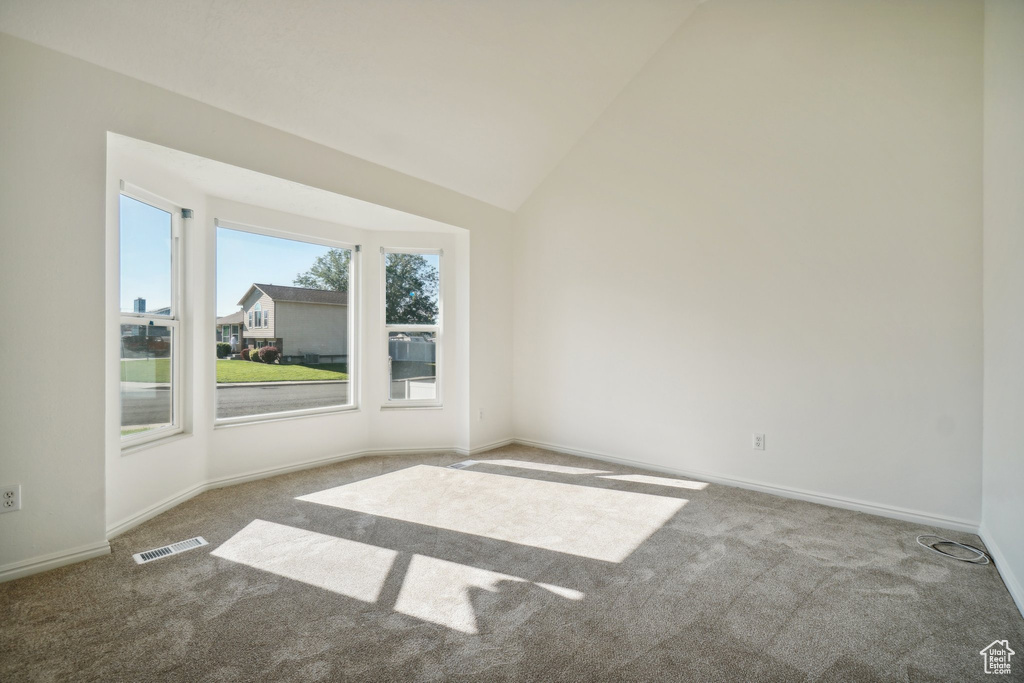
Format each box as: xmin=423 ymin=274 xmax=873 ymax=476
xmin=216 ymin=360 xmax=349 ymax=383
xmin=121 ymin=358 xmax=170 ymax=383
xmin=121 ymin=359 xmax=349 ymax=383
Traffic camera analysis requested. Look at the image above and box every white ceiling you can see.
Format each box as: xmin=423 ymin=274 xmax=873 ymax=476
xmin=111 ymin=133 xmax=466 ymax=233
xmin=0 ymin=0 xmax=700 ymax=210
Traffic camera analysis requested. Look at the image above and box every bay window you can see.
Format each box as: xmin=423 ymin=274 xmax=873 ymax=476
xmin=382 ymin=248 xmax=441 ymax=405
xmin=118 ymin=184 xmax=184 ymax=447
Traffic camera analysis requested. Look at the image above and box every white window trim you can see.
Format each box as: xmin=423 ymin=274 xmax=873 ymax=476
xmin=381 ymin=247 xmax=443 ymax=408
xmin=118 ymin=182 xmax=185 ymax=449
xmin=213 ymin=218 xmax=360 ymax=426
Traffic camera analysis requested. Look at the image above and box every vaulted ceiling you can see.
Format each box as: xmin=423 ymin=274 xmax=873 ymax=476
xmin=0 ymin=0 xmax=700 ymax=210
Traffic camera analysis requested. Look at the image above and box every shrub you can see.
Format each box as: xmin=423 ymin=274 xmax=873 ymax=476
xmin=259 ymin=346 xmax=280 ymax=364
xmin=216 ymin=342 xmax=231 ymax=358
xmin=240 ymin=347 xmax=250 ymax=361
xmin=250 ymin=349 xmax=262 ymax=362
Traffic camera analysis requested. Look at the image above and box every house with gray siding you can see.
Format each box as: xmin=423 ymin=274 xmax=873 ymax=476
xmin=215 ymin=310 xmax=244 ymax=351
xmin=233 ymin=283 xmax=348 ymax=362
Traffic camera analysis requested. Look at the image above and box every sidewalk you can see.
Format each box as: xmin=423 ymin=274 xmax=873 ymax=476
xmin=216 ymin=379 xmax=350 ymax=388
xmin=124 ymin=380 xmax=349 ymax=389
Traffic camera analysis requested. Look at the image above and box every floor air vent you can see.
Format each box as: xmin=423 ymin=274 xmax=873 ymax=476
xmin=133 ymin=537 xmax=208 ymax=565
xmin=447 ymin=460 xmax=477 ymax=469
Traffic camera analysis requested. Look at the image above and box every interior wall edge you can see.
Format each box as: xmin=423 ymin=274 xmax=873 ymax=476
xmin=467 ymin=438 xmax=516 ymax=456
xmin=0 ymin=541 xmax=111 ymax=584
xmin=104 ymin=443 xmax=516 ymax=542
xmin=513 ymin=438 xmax=981 ymax=534
xmin=980 ymin=523 xmax=1024 ymax=619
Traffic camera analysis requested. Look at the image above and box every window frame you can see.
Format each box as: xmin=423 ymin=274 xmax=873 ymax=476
xmin=214 ymin=218 xmax=360 ymax=426
xmin=381 ymin=247 xmax=443 ymax=408
xmin=118 ymin=182 xmax=185 ymax=449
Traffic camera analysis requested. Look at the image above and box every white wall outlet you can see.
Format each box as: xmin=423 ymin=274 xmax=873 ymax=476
xmin=1 ymin=484 xmax=21 ymax=513
xmin=478 ymin=409 xmax=484 ymax=421
xmin=753 ymin=433 xmax=765 ymax=450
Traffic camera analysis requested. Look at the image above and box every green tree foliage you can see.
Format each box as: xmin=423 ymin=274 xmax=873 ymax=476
xmin=385 ymin=253 xmax=439 ymax=324
xmin=293 ymin=248 xmax=350 ymax=292
xmin=294 ymin=249 xmax=438 ymax=324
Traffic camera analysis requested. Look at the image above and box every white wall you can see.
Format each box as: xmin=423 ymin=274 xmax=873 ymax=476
xmin=201 ymin=198 xmax=468 ymax=482
xmin=102 ymin=165 xmax=469 ymax=532
xmin=981 ymin=0 xmax=1024 ymax=616
xmin=104 ymin=150 xmax=210 ymax=536
xmin=0 ymin=33 xmax=512 ymax=579
xmin=513 ymin=0 xmax=984 ymax=527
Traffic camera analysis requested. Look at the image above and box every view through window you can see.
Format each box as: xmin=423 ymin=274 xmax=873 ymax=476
xmin=384 ymin=250 xmax=441 ymax=402
xmin=216 ymin=224 xmax=354 ymax=420
xmin=119 ymin=191 xmax=180 ymax=444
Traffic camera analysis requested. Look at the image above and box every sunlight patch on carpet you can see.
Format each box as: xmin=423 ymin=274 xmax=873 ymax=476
xmin=297 ymin=465 xmax=685 ymax=562
xmin=395 ymin=555 xmax=583 ymax=634
xmin=213 ymin=519 xmax=585 ymax=634
xmin=472 ymin=459 xmax=612 ymax=475
xmin=598 ymin=473 xmax=709 ymax=490
xmin=211 ymin=520 xmax=396 ymax=602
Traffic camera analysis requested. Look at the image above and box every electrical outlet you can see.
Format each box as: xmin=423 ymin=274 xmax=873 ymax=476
xmin=478 ymin=409 xmax=484 ymax=421
xmin=1 ymin=485 xmax=21 ymax=513
xmin=753 ymin=433 xmax=765 ymax=451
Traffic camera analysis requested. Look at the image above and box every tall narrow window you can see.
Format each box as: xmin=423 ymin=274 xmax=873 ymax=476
xmin=216 ymin=221 xmax=356 ymax=422
xmin=119 ymin=186 xmax=183 ymax=446
xmin=383 ymin=249 xmax=441 ymax=404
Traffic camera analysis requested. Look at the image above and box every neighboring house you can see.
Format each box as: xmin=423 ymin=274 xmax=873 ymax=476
xmin=236 ymin=283 xmax=348 ymax=362
xmin=215 ymin=310 xmax=244 ymax=351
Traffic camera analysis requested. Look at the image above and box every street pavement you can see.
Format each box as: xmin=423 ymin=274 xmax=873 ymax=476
xmin=121 ymin=382 xmax=350 ymax=425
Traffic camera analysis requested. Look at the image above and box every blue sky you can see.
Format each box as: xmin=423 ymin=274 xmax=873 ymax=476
xmin=120 ymin=194 xmax=340 ymax=316
xmin=120 ymin=195 xmax=171 ymax=312
xmin=216 ymin=227 xmax=336 ymax=316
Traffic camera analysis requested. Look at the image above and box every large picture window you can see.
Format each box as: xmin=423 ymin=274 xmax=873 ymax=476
xmin=382 ymin=248 xmax=441 ymax=405
xmin=119 ymin=185 xmax=183 ymax=446
xmin=215 ymin=221 xmax=356 ymax=423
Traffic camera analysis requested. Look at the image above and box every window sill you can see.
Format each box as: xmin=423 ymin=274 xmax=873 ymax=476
xmin=121 ymin=430 xmax=191 ymax=456
xmin=380 ymin=403 xmax=444 ymax=411
xmin=214 ymin=405 xmax=359 ymax=429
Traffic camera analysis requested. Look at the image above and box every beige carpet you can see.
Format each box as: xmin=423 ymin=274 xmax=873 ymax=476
xmin=2 ymin=445 xmax=1022 ymax=681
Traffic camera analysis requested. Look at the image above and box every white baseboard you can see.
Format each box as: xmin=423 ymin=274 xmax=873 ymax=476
xmin=203 ymin=449 xmax=397 ymax=492
xmin=979 ymin=523 xmax=1024 ymax=619
xmin=513 ymin=438 xmax=980 ymax=534
xmin=0 ymin=540 xmax=111 ymax=583
xmin=25 ymin=433 xmax=982 ymax=584
xmin=106 ymin=482 xmax=210 ymax=539
xmin=468 ymin=438 xmax=515 ymax=456
xmin=106 ymin=445 xmax=475 ymax=540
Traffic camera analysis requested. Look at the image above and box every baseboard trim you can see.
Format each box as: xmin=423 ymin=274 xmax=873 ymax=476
xmin=468 ymin=438 xmax=515 ymax=456
xmin=979 ymin=524 xmax=1024 ymax=619
xmin=0 ymin=540 xmax=111 ymax=583
xmin=106 ymin=445 xmax=470 ymax=540
xmin=204 ymin=449 xmax=392 ymax=492
xmin=513 ymin=438 xmax=980 ymax=534
xmin=106 ymin=482 xmax=210 ymax=540
xmin=52 ymin=434 xmax=982 ymax=582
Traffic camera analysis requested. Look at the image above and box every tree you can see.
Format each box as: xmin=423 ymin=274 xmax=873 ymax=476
xmin=294 ymin=249 xmax=438 ymax=324
xmin=294 ymin=248 xmax=350 ymax=292
xmin=384 ymin=253 xmax=439 ymax=324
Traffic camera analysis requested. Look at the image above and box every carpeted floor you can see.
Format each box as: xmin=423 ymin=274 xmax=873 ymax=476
xmin=2 ymin=444 xmax=1022 ymax=681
